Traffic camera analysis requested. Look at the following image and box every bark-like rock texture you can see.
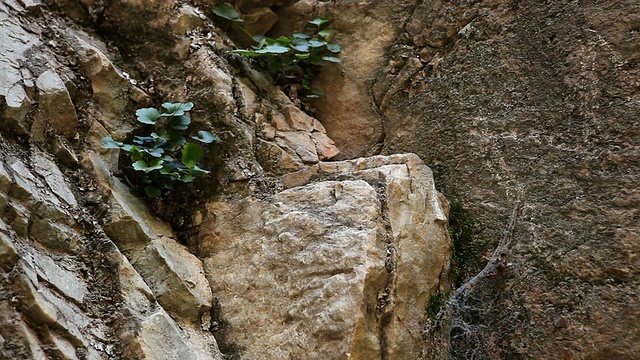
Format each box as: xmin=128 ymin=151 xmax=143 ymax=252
xmin=371 ymin=1 xmax=640 ymax=359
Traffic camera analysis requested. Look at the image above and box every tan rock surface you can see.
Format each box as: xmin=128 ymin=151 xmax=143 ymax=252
xmin=90 ymin=152 xmax=213 ymax=323
xmin=272 ymin=0 xmax=395 ymax=159
xmin=200 ymin=154 xmax=450 ymax=359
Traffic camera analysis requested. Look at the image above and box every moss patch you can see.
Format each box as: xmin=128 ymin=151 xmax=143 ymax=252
xmin=448 ymin=199 xmax=492 ymax=287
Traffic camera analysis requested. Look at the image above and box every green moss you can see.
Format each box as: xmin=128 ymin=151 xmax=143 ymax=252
xmin=425 ymin=291 xmax=447 ymax=320
xmin=448 ymin=199 xmax=491 ymax=287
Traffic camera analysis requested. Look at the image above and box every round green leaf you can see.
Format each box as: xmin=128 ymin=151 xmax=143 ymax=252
xmin=309 ymin=18 xmax=328 ymax=27
xmin=191 ymin=165 xmax=211 ymax=176
xmin=309 ymin=40 xmax=327 ymax=48
xmin=276 ymin=36 xmax=292 ymax=44
xmin=255 ymin=45 xmax=290 ymax=54
xmin=318 ymin=29 xmax=333 ymax=38
xmin=144 ymin=186 xmax=162 ymax=197
xmin=231 ymin=49 xmax=259 ymax=56
xmin=133 ymin=159 xmax=164 ymax=173
xmin=182 ymin=143 xmax=204 ymax=168
xmin=291 ymin=42 xmax=310 ymax=52
xmin=178 ymin=174 xmax=196 ymax=183
xmin=327 ymin=43 xmax=341 ymax=53
xmin=136 ymin=108 xmax=162 ymax=124
xmin=212 ymin=3 xmax=243 ymax=22
xmin=322 ymin=56 xmax=341 ymax=63
xmin=101 ymin=136 xmax=123 ymax=149
xmin=192 ymin=130 xmax=220 ymax=144
xmin=168 ymin=115 xmax=191 ymax=130
xmin=131 ymin=151 xmax=143 ymax=161
xmin=143 ymin=147 xmax=164 ymax=157
xmin=161 ymin=102 xmax=194 ymax=116
xmin=133 ymin=136 xmax=155 ymax=145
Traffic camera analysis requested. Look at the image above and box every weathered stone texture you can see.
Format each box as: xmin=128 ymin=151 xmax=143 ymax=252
xmin=200 ymin=154 xmax=450 ymax=359
xmin=375 ymin=0 xmax=640 ymax=358
xmin=272 ymin=0 xmax=392 ymax=159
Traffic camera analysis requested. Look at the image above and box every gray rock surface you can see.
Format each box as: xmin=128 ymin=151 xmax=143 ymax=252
xmin=34 ymin=70 xmax=78 ymax=139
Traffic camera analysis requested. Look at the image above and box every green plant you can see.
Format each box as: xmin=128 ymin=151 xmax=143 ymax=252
xmin=102 ymin=102 xmax=219 ymax=197
xmin=448 ymin=200 xmax=492 ymax=287
xmin=213 ymin=3 xmax=341 ymax=98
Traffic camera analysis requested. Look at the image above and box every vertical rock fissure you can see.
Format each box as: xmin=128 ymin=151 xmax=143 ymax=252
xmin=375 ymin=181 xmax=397 ymax=360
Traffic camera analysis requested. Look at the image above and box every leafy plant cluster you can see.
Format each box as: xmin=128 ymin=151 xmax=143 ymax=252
xmin=213 ymin=3 xmax=341 ymax=98
xmin=102 ymin=102 xmax=218 ymax=197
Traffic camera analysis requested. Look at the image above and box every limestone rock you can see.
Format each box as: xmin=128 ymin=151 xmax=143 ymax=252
xmin=116 ymin=252 xmax=223 ymax=360
xmin=22 ymin=249 xmax=88 ymax=303
xmin=275 ymin=131 xmax=319 ymax=164
xmin=311 ymin=131 xmax=340 ymax=160
xmin=256 ymin=139 xmax=305 ymax=175
xmin=134 ymin=236 xmax=213 ymax=322
xmin=199 ymin=154 xmax=450 ymax=359
xmin=231 ymin=7 xmax=278 ymax=47
xmin=116 ymin=251 xmax=156 ymax=316
xmin=32 ymin=152 xmax=78 ymax=207
xmin=255 ymin=105 xmax=340 ymax=172
xmin=376 ymin=1 xmax=640 ymax=358
xmin=281 ymin=105 xmax=315 ymax=132
xmin=8 ymin=159 xmax=43 ymax=204
xmin=272 ymin=0 xmax=392 ymax=158
xmin=135 ymin=310 xmax=220 ymax=360
xmin=89 ymin=152 xmax=213 ymax=322
xmin=34 ymin=70 xmax=78 ymax=139
xmin=69 ymin=32 xmax=148 ymax=141
xmin=0 ymin=162 xmax=13 ymax=196
xmin=15 ymin=267 xmax=60 ymax=325
xmin=2 ymin=313 xmax=49 ymax=359
xmin=0 ymin=8 xmax=38 ymax=136
xmin=0 ymin=227 xmax=19 ymax=271
xmin=53 ymin=135 xmax=80 ymax=168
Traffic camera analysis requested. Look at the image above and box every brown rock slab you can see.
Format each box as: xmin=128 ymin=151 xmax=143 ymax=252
xmin=135 ymin=310 xmax=219 ymax=360
xmin=89 ymin=152 xmax=213 ymax=322
xmin=170 ymin=4 xmax=204 ymax=35
xmin=275 ymin=131 xmax=319 ymax=164
xmin=311 ymin=131 xmax=340 ymax=160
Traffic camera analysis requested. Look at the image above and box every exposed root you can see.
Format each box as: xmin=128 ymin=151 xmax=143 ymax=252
xmin=423 ymin=189 xmax=524 ymax=359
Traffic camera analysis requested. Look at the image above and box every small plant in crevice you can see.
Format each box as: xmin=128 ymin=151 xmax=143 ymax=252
xmin=102 ymin=102 xmax=219 ymax=197
xmin=213 ymin=3 xmax=341 ymax=99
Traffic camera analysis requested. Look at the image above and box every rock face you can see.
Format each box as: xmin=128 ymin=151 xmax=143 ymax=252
xmin=1 ymin=0 xmax=444 ymax=359
xmin=199 ymin=154 xmax=450 ymax=359
xmin=372 ymin=0 xmax=640 ymax=359
xmin=271 ymin=0 xmax=396 ymax=159
xmin=2 ymin=0 xmax=632 ymax=358
xmin=270 ymin=0 xmax=639 ymax=358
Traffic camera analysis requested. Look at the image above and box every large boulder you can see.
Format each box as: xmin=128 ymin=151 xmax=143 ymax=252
xmin=199 ymin=154 xmax=450 ymax=359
